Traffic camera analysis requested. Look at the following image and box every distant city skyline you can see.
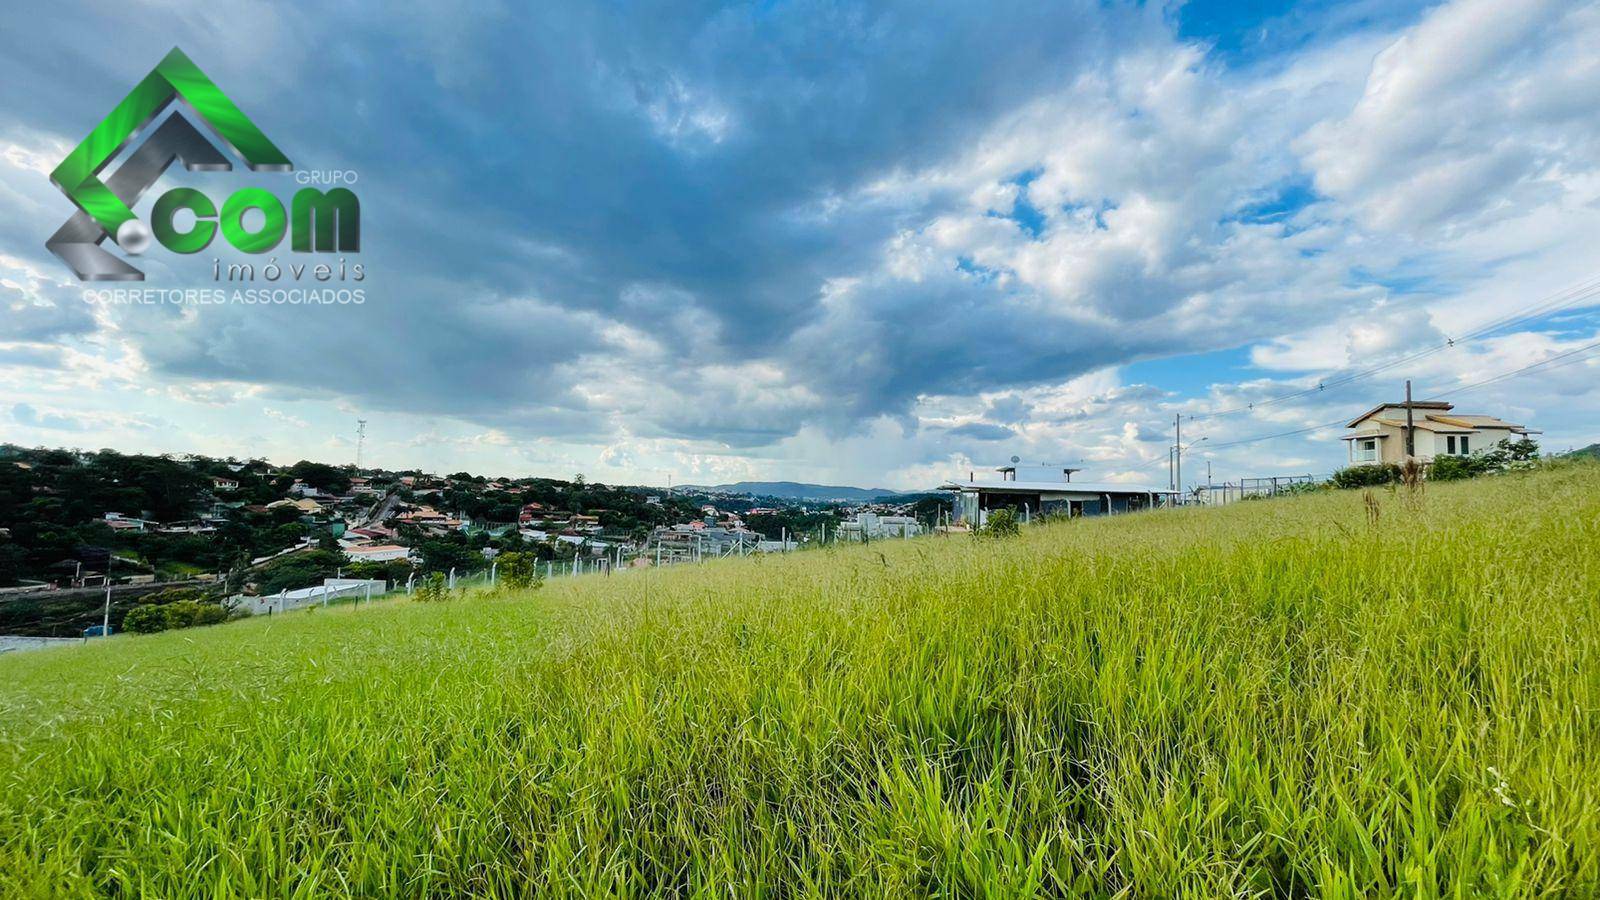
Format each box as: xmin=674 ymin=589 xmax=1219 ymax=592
xmin=3 ymin=0 xmax=1598 ymax=491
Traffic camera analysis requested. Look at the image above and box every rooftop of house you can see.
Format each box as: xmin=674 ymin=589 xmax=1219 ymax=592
xmin=1346 ymin=401 xmax=1451 ymax=428
xmin=344 ymin=543 xmax=409 ymax=555
xmin=1346 ymin=399 xmax=1532 ymax=433
xmin=943 ymin=478 xmax=1177 ymax=495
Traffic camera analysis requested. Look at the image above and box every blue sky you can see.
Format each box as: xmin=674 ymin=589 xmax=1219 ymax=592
xmin=1 ymin=0 xmax=1598 ymax=489
xmin=1176 ymin=0 xmax=1427 ymax=65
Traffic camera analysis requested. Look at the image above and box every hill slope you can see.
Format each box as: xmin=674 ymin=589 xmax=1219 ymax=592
xmin=3 ymin=463 xmax=1599 ymax=896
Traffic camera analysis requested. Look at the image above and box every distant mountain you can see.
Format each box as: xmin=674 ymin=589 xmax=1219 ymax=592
xmin=677 ymin=481 xmax=908 ymax=502
xmin=1566 ymin=443 xmax=1600 ymax=460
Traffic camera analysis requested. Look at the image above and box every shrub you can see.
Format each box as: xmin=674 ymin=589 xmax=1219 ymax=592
xmin=414 ymin=572 xmax=451 ymax=602
xmin=191 ymin=604 xmax=229 ymax=627
xmin=141 ymin=586 xmax=204 ymax=605
xmin=122 ymin=604 xmax=168 ymax=634
xmin=1429 ymin=454 xmax=1483 ymax=481
xmin=162 ymin=600 xmax=205 ymax=629
xmin=1332 ymin=464 xmax=1401 ymax=489
xmin=1503 ymin=437 xmax=1540 ymax=462
xmin=124 ymin=599 xmax=229 ymax=632
xmin=984 ymin=508 xmax=1020 ymax=538
xmin=1433 ymin=438 xmax=1542 ymax=482
xmin=496 ymin=552 xmax=543 ymax=593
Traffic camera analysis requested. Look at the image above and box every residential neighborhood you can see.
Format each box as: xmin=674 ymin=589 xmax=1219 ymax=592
xmin=0 ymin=445 xmax=944 ymax=637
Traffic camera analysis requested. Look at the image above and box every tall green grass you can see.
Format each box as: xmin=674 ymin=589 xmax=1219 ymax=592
xmin=2 ymin=464 xmax=1597 ymax=897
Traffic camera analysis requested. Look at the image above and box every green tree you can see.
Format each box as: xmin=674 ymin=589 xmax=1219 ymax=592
xmin=255 ymin=550 xmax=345 ymax=594
xmin=288 ymin=461 xmax=351 ymax=495
xmin=496 ymin=552 xmax=543 ymax=593
xmin=415 ymin=537 xmax=484 ymax=575
xmin=0 ymin=541 xmax=24 ymax=587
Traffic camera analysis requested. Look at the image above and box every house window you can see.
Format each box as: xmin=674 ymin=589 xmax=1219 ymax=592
xmin=1352 ymin=438 xmax=1377 ymax=463
xmin=1446 ymin=435 xmax=1471 ymax=456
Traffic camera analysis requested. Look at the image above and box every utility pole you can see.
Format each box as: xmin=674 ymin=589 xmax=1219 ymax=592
xmin=1174 ymin=413 xmax=1183 ymax=503
xmin=1404 ymin=380 xmax=1415 ymax=460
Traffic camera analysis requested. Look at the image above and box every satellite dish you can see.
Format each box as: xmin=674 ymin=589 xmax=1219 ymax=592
xmin=1010 ymin=455 xmax=1020 ymax=464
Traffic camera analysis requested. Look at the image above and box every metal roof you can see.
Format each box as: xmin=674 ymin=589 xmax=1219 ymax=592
xmin=942 ymin=480 xmax=1177 ymax=495
xmin=1346 ymin=401 xmax=1453 ymax=428
xmin=996 ymin=465 xmax=1081 ymax=473
xmin=1372 ymin=417 xmax=1470 ymax=434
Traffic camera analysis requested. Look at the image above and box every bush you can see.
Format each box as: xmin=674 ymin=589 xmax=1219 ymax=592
xmin=1332 ymin=464 xmax=1401 ymax=489
xmin=122 ymin=604 xmax=168 ymax=634
xmin=1429 ymin=454 xmax=1484 ymax=481
xmin=124 ymin=599 xmax=229 ymax=633
xmin=191 ymin=604 xmax=229 ymax=627
xmin=162 ymin=600 xmax=206 ymax=629
xmin=983 ymin=508 xmax=1021 ymax=538
xmin=496 ymin=552 xmax=543 ymax=593
xmin=1433 ymin=438 xmax=1542 ymax=482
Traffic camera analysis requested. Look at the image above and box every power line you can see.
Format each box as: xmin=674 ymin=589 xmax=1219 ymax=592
xmin=1183 ymin=275 xmax=1600 ymax=422
xmin=1194 ymin=417 xmax=1351 ymax=452
xmin=1423 ymin=338 xmax=1600 ymax=399
xmin=1168 ymin=337 xmax=1600 ymax=460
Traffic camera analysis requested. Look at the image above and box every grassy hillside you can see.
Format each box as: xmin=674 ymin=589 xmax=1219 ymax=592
xmin=2 ymin=464 xmax=1598 ymax=897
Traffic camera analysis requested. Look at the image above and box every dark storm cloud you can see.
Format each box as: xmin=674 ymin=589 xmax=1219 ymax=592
xmin=0 ymin=0 xmax=1329 ymax=448
xmin=0 ymin=0 xmax=1152 ymax=446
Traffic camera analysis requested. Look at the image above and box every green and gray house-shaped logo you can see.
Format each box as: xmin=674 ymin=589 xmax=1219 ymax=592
xmin=47 ymin=47 xmax=292 ymax=281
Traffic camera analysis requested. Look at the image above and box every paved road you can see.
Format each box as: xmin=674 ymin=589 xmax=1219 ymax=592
xmin=351 ymin=489 xmax=402 ymax=529
xmin=0 ymin=635 xmax=82 ymax=654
